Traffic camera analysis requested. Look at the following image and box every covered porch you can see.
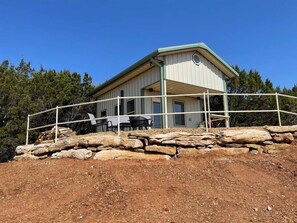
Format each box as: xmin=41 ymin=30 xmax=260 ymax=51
xmin=142 ymin=79 xmax=230 ymax=129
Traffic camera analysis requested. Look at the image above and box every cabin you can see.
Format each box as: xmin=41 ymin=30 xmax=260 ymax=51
xmin=91 ymin=42 xmax=239 ymax=129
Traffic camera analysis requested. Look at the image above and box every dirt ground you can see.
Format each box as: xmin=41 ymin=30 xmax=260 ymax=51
xmin=0 ymin=145 xmax=297 ymax=222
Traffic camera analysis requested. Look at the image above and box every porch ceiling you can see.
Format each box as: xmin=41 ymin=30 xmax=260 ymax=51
xmin=144 ymin=80 xmax=223 ymax=96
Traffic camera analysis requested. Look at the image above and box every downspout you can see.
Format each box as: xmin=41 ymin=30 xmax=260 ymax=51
xmin=150 ymin=58 xmax=168 ymax=128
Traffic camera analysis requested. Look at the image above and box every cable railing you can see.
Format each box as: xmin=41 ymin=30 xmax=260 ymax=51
xmin=25 ymin=92 xmax=297 ymax=145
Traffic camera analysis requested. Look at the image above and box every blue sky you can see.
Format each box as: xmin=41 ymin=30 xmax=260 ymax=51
xmin=0 ymin=0 xmax=296 ymax=88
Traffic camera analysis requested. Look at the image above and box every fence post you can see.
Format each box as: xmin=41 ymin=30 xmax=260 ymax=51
xmin=203 ymin=92 xmax=208 ymax=132
xmin=55 ymin=106 xmax=59 ymax=143
xmin=275 ymin=92 xmax=282 ymax=126
xmin=26 ymin=115 xmax=30 ymax=145
xmin=117 ymin=96 xmax=120 ymax=136
xmin=207 ymin=89 xmax=211 ymax=128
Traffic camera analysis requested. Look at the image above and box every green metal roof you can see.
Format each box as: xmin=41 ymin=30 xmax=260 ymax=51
xmin=90 ymin=42 xmax=239 ymax=97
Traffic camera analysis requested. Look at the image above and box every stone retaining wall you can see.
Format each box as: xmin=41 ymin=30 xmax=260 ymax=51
xmin=15 ymin=126 xmax=297 ymax=161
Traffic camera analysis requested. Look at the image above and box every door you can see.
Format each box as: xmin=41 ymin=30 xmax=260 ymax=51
xmin=153 ymin=101 xmax=161 ymax=128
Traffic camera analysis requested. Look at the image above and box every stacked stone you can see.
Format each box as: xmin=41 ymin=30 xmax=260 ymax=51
xmin=14 ymin=126 xmax=297 ymax=161
xmin=35 ymin=127 xmax=76 ymax=144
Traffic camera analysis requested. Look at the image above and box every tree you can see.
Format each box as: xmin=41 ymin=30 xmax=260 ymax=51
xmin=0 ymin=60 xmax=95 ymax=162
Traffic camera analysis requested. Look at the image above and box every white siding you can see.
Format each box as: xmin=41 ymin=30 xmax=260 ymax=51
xmin=165 ymin=51 xmax=225 ymax=92
xmin=167 ymin=96 xmax=202 ymax=128
xmin=145 ymin=92 xmax=202 ymax=129
xmin=96 ymin=66 xmax=160 ymax=117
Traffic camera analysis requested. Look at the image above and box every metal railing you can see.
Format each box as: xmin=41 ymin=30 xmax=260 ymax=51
xmin=25 ymin=92 xmax=297 ymax=145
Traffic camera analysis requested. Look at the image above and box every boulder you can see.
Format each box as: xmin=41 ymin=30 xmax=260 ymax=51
xmin=272 ymin=133 xmax=294 ymax=143
xmin=219 ymin=129 xmax=272 ymax=144
xmin=32 ymin=147 xmax=49 ymax=156
xmin=293 ymin=132 xmax=297 ymax=138
xmin=15 ymin=145 xmax=35 ymax=155
xmin=120 ymin=138 xmax=143 ymax=149
xmin=16 ymin=143 xmax=51 ymax=155
xmin=145 ymin=145 xmax=176 ymax=155
xmin=264 ymin=125 xmax=297 ymax=133
xmin=210 ymin=147 xmax=250 ymax=155
xmin=263 ymin=144 xmax=291 ymax=154
xmin=14 ymin=153 xmax=47 ymax=160
xmin=78 ymin=134 xmax=121 ymax=147
xmin=150 ymin=132 xmax=216 ymax=147
xmin=52 ymin=149 xmax=92 ymax=160
xmin=93 ymin=150 xmax=170 ymax=160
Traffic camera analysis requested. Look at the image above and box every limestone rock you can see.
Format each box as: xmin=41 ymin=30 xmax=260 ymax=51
xmin=128 ymin=132 xmax=150 ymax=138
xmin=52 ymin=149 xmax=92 ymax=160
xmin=263 ymin=144 xmax=291 ymax=154
xmin=210 ymin=147 xmax=250 ymax=155
xmin=272 ymin=133 xmax=294 ymax=143
xmin=78 ymin=134 xmax=121 ymax=147
xmin=246 ymin=144 xmax=263 ymax=154
xmin=293 ymin=132 xmax=297 ymax=138
xmin=145 ymin=145 xmax=176 ymax=155
xmin=150 ymin=132 xmax=216 ymax=147
xmin=87 ymin=147 xmax=98 ymax=152
xmin=250 ymin=150 xmax=259 ymax=155
xmin=219 ymin=129 xmax=272 ymax=144
xmin=263 ymin=141 xmax=273 ymax=145
xmin=15 ymin=145 xmax=35 ymax=155
xmin=32 ymin=147 xmax=49 ymax=156
xmin=14 ymin=153 xmax=47 ymax=160
xmin=120 ymin=138 xmax=143 ymax=149
xmin=16 ymin=143 xmax=51 ymax=155
xmin=93 ymin=150 xmax=170 ymax=160
xmin=264 ymin=125 xmax=297 ymax=133
xmin=178 ymin=147 xmax=249 ymax=156
xmin=72 ymin=149 xmax=93 ymax=160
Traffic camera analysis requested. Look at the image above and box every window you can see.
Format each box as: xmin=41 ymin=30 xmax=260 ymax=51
xmin=100 ymin=110 xmax=107 ymax=117
xmin=192 ymin=53 xmax=201 ymax=65
xmin=174 ymin=101 xmax=185 ymax=126
xmin=127 ymin=99 xmax=135 ymax=114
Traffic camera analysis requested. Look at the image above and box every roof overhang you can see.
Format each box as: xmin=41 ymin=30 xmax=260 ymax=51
xmin=90 ymin=42 xmax=239 ymax=98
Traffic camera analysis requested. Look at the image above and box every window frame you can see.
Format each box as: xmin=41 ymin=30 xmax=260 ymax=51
xmin=126 ymin=99 xmax=135 ymax=115
xmin=192 ymin=53 xmax=201 ymax=66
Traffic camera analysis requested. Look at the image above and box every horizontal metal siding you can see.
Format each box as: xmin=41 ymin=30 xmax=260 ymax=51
xmin=96 ymin=66 xmax=160 ymax=117
xmin=165 ymin=51 xmax=225 ymax=92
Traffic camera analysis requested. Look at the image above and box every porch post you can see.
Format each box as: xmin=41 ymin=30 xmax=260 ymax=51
xmin=223 ymin=79 xmax=230 ymax=128
xmin=223 ymin=93 xmax=230 ymax=127
xmin=150 ymin=57 xmax=168 ymax=129
xmin=160 ymin=65 xmax=167 ymax=128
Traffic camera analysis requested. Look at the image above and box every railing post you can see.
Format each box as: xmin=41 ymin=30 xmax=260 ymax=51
xmin=117 ymin=96 xmax=120 ymax=136
xmin=207 ymin=89 xmax=211 ymax=128
xmin=275 ymin=92 xmax=282 ymax=126
xmin=55 ymin=106 xmax=59 ymax=143
xmin=26 ymin=115 xmax=30 ymax=145
xmin=203 ymin=92 xmax=208 ymax=132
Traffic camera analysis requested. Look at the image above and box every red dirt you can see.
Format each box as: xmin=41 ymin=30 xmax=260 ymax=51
xmin=0 ymin=146 xmax=297 ymax=222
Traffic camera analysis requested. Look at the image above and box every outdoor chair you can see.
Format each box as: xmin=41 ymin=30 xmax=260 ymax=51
xmin=87 ymin=113 xmax=108 ymax=132
xmin=106 ymin=116 xmax=131 ymax=131
xmin=129 ymin=116 xmax=153 ymax=130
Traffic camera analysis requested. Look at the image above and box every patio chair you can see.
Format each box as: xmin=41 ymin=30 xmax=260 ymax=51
xmin=87 ymin=113 xmax=107 ymax=132
xmin=129 ymin=116 xmax=153 ymax=130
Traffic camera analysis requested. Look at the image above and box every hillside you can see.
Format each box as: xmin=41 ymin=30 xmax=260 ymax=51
xmin=0 ymin=145 xmax=296 ymax=223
